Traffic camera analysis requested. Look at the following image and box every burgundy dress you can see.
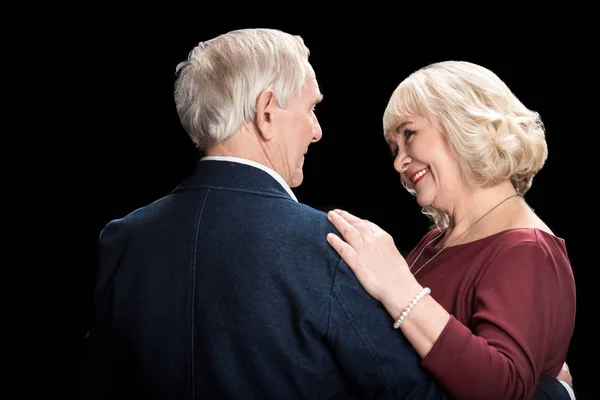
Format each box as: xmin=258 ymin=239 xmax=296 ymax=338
xmin=409 ymin=228 xmax=576 ymax=400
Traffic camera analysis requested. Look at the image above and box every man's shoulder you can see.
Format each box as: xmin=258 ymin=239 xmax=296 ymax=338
xmin=98 ymin=195 xmax=173 ymax=241
xmin=285 ymin=202 xmax=342 ymax=236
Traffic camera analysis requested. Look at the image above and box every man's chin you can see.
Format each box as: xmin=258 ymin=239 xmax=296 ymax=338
xmin=290 ymin=171 xmax=304 ymax=188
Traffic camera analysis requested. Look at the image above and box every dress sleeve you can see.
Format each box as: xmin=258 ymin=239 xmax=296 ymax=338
xmin=421 ymin=241 xmax=571 ymax=400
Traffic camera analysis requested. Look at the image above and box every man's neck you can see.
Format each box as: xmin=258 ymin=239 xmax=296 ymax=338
xmin=206 ymin=129 xmax=282 ymax=178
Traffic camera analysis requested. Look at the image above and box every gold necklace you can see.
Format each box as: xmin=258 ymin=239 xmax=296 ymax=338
xmin=410 ymin=193 xmax=522 ymax=277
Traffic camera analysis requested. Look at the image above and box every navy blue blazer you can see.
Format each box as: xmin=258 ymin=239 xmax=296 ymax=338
xmin=81 ymin=160 xmax=568 ymax=400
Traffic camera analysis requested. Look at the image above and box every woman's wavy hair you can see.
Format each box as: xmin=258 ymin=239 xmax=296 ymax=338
xmin=383 ymin=61 xmax=548 ymax=229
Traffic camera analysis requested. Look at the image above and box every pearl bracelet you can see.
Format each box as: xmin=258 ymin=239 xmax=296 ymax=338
xmin=393 ymin=287 xmax=431 ymax=329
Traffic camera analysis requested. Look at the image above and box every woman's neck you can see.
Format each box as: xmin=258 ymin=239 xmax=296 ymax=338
xmin=439 ymin=182 xmax=521 ymax=247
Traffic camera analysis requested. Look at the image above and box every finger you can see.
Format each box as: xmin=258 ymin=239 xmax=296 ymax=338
xmin=334 ymin=209 xmax=383 ymax=236
xmin=332 ymin=209 xmax=364 ymax=225
xmin=326 ymin=233 xmax=358 ymax=269
xmin=327 ymin=210 xmax=352 ymax=232
xmin=327 ymin=211 xmax=363 ymax=248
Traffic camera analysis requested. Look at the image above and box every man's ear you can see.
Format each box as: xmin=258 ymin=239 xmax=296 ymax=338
xmin=255 ymin=88 xmax=278 ymax=141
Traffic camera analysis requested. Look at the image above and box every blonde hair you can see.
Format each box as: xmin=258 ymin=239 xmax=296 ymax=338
xmin=383 ymin=61 xmax=548 ymax=228
xmin=174 ymin=28 xmax=310 ymax=150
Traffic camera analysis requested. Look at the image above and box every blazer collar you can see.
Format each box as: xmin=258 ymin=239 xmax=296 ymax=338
xmin=172 ymin=159 xmax=298 ymax=202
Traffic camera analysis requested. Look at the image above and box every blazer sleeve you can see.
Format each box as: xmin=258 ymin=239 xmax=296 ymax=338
xmin=532 ymin=376 xmax=573 ymax=400
xmin=326 ymin=258 xmax=451 ymax=400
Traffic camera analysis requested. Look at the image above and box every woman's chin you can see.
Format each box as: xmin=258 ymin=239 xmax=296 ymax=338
xmin=415 ymin=193 xmax=433 ymax=208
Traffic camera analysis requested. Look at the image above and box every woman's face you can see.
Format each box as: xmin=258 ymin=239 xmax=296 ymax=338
xmin=388 ymin=114 xmax=468 ymax=211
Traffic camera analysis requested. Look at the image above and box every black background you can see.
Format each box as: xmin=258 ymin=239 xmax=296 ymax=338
xmin=74 ymin=14 xmax=592 ymax=399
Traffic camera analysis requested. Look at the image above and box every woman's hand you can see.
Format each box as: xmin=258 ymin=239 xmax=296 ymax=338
xmin=326 ymin=209 xmax=417 ymax=304
xmin=327 ymin=209 xmax=450 ymax=360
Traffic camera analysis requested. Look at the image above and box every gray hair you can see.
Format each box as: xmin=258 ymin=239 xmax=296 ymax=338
xmin=174 ymin=28 xmax=311 ymax=150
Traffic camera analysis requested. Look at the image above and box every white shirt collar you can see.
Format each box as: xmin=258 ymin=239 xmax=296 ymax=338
xmin=200 ymin=156 xmax=298 ymax=202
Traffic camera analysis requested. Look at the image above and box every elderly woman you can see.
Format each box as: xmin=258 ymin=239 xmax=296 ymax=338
xmin=326 ymin=61 xmax=576 ymax=400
